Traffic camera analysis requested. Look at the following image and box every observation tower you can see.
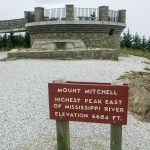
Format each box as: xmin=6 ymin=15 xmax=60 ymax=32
xmin=7 ymin=5 xmax=126 ymax=60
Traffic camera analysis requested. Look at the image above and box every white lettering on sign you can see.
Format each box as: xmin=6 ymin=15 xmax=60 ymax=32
xmin=104 ymin=107 xmax=124 ymax=112
xmin=55 ymin=97 xmax=81 ymax=103
xmin=84 ymin=98 xmax=102 ymax=104
xmin=53 ymin=104 xmax=61 ymax=108
xmin=92 ymin=114 xmax=109 ymax=120
xmin=55 ymin=112 xmax=88 ymax=118
xmin=84 ymin=89 xmax=117 ymax=95
xmin=57 ymin=88 xmax=81 ymax=93
xmin=105 ymin=100 xmax=122 ymax=105
xmin=112 ymin=116 xmax=122 ymax=121
xmin=64 ymin=105 xmax=101 ymax=111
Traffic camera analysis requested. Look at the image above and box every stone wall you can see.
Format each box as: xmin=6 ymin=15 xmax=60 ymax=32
xmin=30 ymin=32 xmax=121 ymax=50
xmin=0 ymin=18 xmax=25 ymax=30
xmin=8 ymin=49 xmax=118 ymax=60
xmin=32 ymin=39 xmax=87 ymax=51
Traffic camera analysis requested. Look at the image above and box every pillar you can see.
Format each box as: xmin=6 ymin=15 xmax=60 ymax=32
xmin=35 ymin=7 xmax=44 ymax=22
xmin=24 ymin=11 xmax=30 ymax=23
xmin=66 ymin=5 xmax=74 ymax=20
xmin=118 ymin=10 xmax=126 ymax=23
xmin=24 ymin=11 xmax=35 ymax=23
xmin=99 ymin=6 xmax=109 ymax=21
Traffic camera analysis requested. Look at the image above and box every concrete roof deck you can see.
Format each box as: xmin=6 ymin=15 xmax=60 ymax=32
xmin=0 ymin=20 xmax=126 ymax=34
xmin=25 ymin=20 xmax=126 ymax=27
xmin=25 ymin=20 xmax=126 ymax=34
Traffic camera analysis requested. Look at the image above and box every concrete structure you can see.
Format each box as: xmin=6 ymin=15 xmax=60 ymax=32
xmin=118 ymin=10 xmax=126 ymax=23
xmin=35 ymin=7 xmax=44 ymax=22
xmin=66 ymin=5 xmax=74 ymax=20
xmin=1 ymin=4 xmax=126 ymax=60
xmin=0 ymin=18 xmax=26 ymax=33
xmin=99 ymin=6 xmax=109 ymax=21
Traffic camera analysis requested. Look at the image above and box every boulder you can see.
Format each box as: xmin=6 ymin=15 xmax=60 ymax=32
xmin=123 ymin=73 xmax=150 ymax=122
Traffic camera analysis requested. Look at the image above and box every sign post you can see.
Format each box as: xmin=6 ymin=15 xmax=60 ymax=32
xmin=48 ymin=81 xmax=128 ymax=150
xmin=54 ymin=80 xmax=70 ymax=150
xmin=110 ymin=82 xmax=123 ymax=150
xmin=111 ymin=124 xmax=122 ymax=150
xmin=56 ymin=120 xmax=70 ymax=150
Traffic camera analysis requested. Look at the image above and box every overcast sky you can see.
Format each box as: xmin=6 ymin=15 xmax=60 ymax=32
xmin=0 ymin=0 xmax=149 ymax=38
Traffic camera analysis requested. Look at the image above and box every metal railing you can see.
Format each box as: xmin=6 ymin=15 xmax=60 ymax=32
xmin=44 ymin=8 xmax=66 ymax=20
xmin=44 ymin=8 xmax=119 ymax=22
xmin=108 ymin=10 xmax=119 ymax=22
xmin=74 ymin=7 xmax=99 ymax=20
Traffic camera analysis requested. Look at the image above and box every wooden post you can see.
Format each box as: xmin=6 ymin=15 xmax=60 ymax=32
xmin=110 ymin=124 xmax=122 ymax=150
xmin=111 ymin=82 xmax=123 ymax=150
xmin=54 ymin=80 xmax=70 ymax=150
xmin=56 ymin=120 xmax=70 ymax=150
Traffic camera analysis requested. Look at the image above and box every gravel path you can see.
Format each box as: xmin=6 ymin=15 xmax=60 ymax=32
xmin=0 ymin=52 xmax=7 ymax=59
xmin=0 ymin=56 xmax=150 ymax=150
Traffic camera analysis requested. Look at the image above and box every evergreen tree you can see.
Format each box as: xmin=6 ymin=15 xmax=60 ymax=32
xmin=7 ymin=33 xmax=16 ymax=49
xmin=146 ymin=37 xmax=150 ymax=50
xmin=1 ymin=34 xmax=7 ymax=49
xmin=140 ymin=36 xmax=147 ymax=50
xmin=24 ymin=32 xmax=30 ymax=48
xmin=120 ymin=28 xmax=132 ymax=48
xmin=0 ymin=35 xmax=2 ymax=49
xmin=132 ymin=33 xmax=141 ymax=49
xmin=15 ymin=34 xmax=24 ymax=47
xmin=7 ymin=35 xmax=14 ymax=49
xmin=0 ymin=33 xmax=31 ymax=50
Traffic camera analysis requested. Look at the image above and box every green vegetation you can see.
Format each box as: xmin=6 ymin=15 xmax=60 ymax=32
xmin=116 ymin=71 xmax=140 ymax=80
xmin=120 ymin=29 xmax=150 ymax=51
xmin=0 ymin=32 xmax=30 ymax=51
xmin=120 ymin=48 xmax=150 ymax=60
xmin=116 ymin=71 xmax=150 ymax=81
xmin=120 ymin=29 xmax=150 ymax=59
xmin=144 ymin=67 xmax=150 ymax=71
xmin=143 ymin=61 xmax=150 ymax=65
xmin=119 ymin=30 xmax=150 ymax=80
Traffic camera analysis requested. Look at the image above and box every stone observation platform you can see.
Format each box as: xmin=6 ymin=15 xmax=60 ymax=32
xmin=4 ymin=5 xmax=126 ymax=60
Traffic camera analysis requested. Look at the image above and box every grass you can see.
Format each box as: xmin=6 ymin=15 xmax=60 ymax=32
xmin=144 ymin=67 xmax=150 ymax=71
xmin=143 ymin=61 xmax=150 ymax=65
xmin=120 ymin=48 xmax=150 ymax=60
xmin=0 ymin=48 xmax=11 ymax=52
xmin=116 ymin=71 xmax=150 ymax=80
xmin=118 ymin=49 xmax=150 ymax=80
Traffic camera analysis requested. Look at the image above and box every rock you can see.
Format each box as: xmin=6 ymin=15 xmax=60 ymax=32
xmin=123 ymin=74 xmax=150 ymax=122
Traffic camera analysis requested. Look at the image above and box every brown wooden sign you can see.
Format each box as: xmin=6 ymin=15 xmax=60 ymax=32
xmin=48 ymin=81 xmax=128 ymax=125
